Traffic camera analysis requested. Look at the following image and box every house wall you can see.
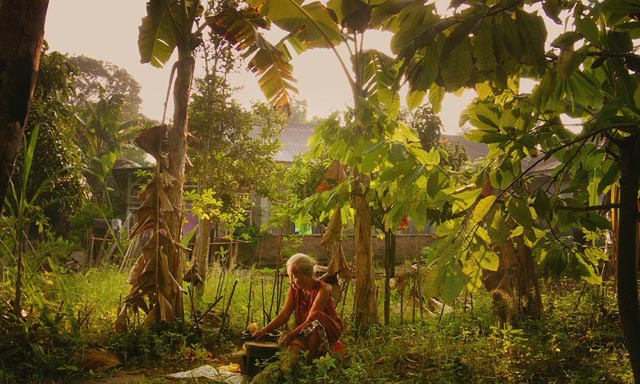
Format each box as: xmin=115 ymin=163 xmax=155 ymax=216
xmin=237 ymin=234 xmax=435 ymax=268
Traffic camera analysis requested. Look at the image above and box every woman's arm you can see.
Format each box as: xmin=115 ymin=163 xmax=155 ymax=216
xmin=253 ymin=287 xmax=295 ymax=339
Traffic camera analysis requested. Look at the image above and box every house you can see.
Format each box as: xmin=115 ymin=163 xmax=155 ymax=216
xmin=243 ymin=123 xmax=489 ymax=267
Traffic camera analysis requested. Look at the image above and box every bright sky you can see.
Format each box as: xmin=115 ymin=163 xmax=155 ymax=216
xmin=44 ymin=0 xmax=473 ymax=133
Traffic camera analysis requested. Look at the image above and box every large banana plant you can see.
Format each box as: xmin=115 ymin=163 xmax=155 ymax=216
xmin=120 ymin=0 xmax=300 ymax=326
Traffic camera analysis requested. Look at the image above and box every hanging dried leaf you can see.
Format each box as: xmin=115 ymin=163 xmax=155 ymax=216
xmin=320 ymin=209 xmax=343 ymax=247
xmin=143 ymin=306 xmax=158 ymax=326
xmin=325 ymin=160 xmax=347 ymax=183
xmin=158 ymin=187 xmax=175 ymax=212
xmin=114 ymin=305 xmax=129 ymax=333
xmin=135 ymin=124 xmax=168 ymax=161
xmin=161 ymin=170 xmax=179 ymax=188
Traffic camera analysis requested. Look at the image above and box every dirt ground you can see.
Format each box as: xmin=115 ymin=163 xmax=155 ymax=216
xmin=71 ymin=367 xmax=192 ymax=383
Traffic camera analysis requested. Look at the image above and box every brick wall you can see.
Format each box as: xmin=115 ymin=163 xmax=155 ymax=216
xmin=238 ymin=234 xmax=435 ymax=268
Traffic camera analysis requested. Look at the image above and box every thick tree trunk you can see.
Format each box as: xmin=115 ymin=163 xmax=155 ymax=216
xmin=163 ymin=49 xmax=195 ymax=321
xmin=0 ymin=0 xmax=49 ymax=207
xmin=353 ymin=189 xmax=377 ymax=332
xmin=514 ymin=236 xmax=543 ymax=318
xmin=617 ymin=134 xmax=640 ymax=384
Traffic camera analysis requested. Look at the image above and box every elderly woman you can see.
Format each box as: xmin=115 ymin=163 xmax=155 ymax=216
xmin=253 ymin=253 xmax=344 ymax=366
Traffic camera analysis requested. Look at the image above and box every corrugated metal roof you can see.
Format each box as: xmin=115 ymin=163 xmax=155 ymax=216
xmin=275 ymin=123 xmax=316 ymax=163
xmin=275 ymin=125 xmax=491 ymax=163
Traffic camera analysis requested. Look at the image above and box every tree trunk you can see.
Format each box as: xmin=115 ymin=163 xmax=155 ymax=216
xmin=193 ymin=217 xmax=211 ymax=299
xmin=617 ymin=134 xmax=640 ymax=384
xmin=514 ymin=236 xmax=543 ymax=318
xmin=0 ymin=0 xmax=49 ymax=207
xmin=383 ymin=230 xmax=396 ymax=325
xmin=163 ymin=48 xmax=195 ymax=321
xmin=353 ymin=187 xmax=377 ymax=332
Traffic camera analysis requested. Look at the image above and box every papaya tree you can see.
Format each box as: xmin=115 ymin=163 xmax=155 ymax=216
xmin=391 ymin=0 xmax=640 ymax=380
xmin=118 ymin=0 xmax=295 ymax=325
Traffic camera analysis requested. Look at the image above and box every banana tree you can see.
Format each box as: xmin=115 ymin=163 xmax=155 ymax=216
xmin=119 ymin=0 xmax=294 ymax=325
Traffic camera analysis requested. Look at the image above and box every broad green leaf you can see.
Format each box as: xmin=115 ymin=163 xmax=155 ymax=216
xmin=507 ymin=196 xmax=533 ymax=228
xmin=532 ymin=189 xmax=551 ymax=220
xmin=551 ymin=31 xmax=583 ymax=49
xmin=511 ymin=225 xmax=524 ymax=238
xmin=598 ymin=160 xmax=619 ymax=194
xmin=472 ymin=195 xmax=496 ymax=224
xmin=407 ymin=90 xmax=426 ymax=110
xmin=580 ymin=211 xmax=611 ymax=231
xmin=359 ymin=50 xmax=401 ymax=112
xmin=249 ymin=0 xmax=343 ymax=48
xmin=443 ymin=262 xmax=468 ymax=303
xmin=516 ymin=9 xmax=547 ymax=73
xmin=451 ymin=187 xmax=482 ymax=213
xmin=399 ymin=164 xmax=425 ymax=190
xmin=440 ymin=37 xmax=474 ymax=91
xmin=472 ymin=21 xmax=497 ymax=72
xmin=388 ymin=3 xmax=439 ymax=53
xmin=426 ymin=170 xmax=447 ymax=198
xmin=138 ymin=0 xmax=178 ymax=68
xmin=542 ymin=0 xmax=562 ymax=24
xmin=441 ymin=15 xmax=481 ymax=64
xmin=428 ymin=84 xmax=445 ymax=113
xmin=475 ymin=248 xmax=499 ymax=271
xmin=575 ymin=15 xmax=599 ymax=44
xmin=209 ymin=8 xmax=297 ymax=111
xmin=327 ymin=0 xmax=371 ymax=33
xmin=487 ymin=207 xmax=509 ymax=247
xmin=389 ymin=142 xmax=406 ymax=163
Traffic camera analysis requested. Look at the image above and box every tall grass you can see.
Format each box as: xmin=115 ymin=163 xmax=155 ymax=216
xmin=0 ymin=258 xmax=633 ymax=383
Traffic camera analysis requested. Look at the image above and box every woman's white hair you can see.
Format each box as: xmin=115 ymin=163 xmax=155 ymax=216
xmin=286 ymin=253 xmax=316 ymax=277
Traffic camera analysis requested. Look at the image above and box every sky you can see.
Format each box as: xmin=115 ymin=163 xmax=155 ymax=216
xmin=44 ymin=0 xmax=474 ymax=134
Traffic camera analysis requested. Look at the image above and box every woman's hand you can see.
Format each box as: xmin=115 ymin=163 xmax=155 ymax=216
xmin=253 ymin=328 xmax=267 ymax=341
xmin=278 ymin=332 xmax=294 ymax=346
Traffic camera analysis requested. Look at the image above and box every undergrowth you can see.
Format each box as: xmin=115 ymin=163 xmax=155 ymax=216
xmin=0 ymin=256 xmax=633 ymax=383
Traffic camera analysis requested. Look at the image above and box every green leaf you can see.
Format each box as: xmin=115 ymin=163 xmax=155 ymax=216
xmin=442 ymin=261 xmax=468 ymax=303
xmin=487 ymin=208 xmax=509 ymax=247
xmin=208 ymin=8 xmax=297 ymax=111
xmin=441 ymin=15 xmax=481 ymax=64
xmin=507 ymin=196 xmax=533 ymax=228
xmin=575 ymin=16 xmax=599 ymax=44
xmin=542 ymin=0 xmax=562 ymax=24
xmin=389 ymin=142 xmax=406 ymax=163
xmin=472 ymin=21 xmax=497 ymax=72
xmin=327 ymin=0 xmax=371 ymax=33
xmin=532 ymin=189 xmax=551 ymax=220
xmin=440 ymin=37 xmax=474 ymax=91
xmin=516 ymin=9 xmax=547 ymax=72
xmin=407 ymin=90 xmax=426 ymax=110
xmin=472 ymin=195 xmax=497 ymax=224
xmin=475 ymin=248 xmax=499 ymax=271
xmin=551 ymin=31 xmax=583 ymax=49
xmin=451 ymin=187 xmax=483 ymax=213
xmin=138 ymin=0 xmax=178 ymax=68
